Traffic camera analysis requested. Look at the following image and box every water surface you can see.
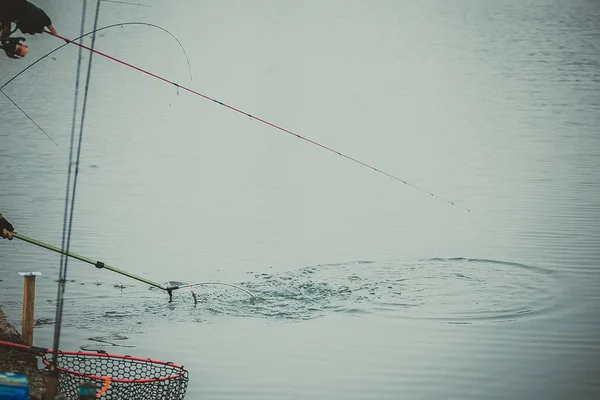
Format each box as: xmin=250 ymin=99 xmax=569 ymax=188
xmin=1 ymin=0 xmax=599 ymax=399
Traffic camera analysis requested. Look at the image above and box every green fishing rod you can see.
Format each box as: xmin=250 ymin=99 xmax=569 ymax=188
xmin=10 ymin=232 xmax=256 ymax=301
xmin=12 ymin=232 xmax=164 ymax=288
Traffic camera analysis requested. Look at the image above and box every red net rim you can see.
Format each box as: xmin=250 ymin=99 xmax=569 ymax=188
xmin=41 ymin=350 xmax=187 ymax=383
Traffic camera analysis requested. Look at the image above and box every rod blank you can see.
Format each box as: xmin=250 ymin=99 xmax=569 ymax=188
xmin=12 ymin=232 xmax=165 ymax=289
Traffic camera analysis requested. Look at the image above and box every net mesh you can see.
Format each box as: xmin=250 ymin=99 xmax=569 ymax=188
xmin=41 ymin=351 xmax=188 ymax=400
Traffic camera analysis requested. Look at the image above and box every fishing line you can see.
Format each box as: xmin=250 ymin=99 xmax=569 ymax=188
xmin=100 ymin=0 xmax=151 ymax=7
xmin=0 ymin=23 xmax=192 ymax=145
xmin=49 ymin=31 xmax=469 ymax=211
xmin=51 ymin=0 xmax=101 ymax=385
xmin=1 ymin=22 xmax=192 ymax=91
xmin=0 ymin=89 xmax=58 ymax=145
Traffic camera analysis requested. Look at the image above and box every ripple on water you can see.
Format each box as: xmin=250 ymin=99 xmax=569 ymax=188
xmin=233 ymin=257 xmax=558 ymax=323
xmin=80 ymin=333 xmax=136 ymax=351
xmin=38 ymin=257 xmax=559 ymax=336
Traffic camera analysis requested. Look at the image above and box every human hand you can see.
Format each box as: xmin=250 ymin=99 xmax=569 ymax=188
xmin=0 ymin=213 xmax=15 ymax=240
xmin=0 ymin=22 xmax=11 ymax=38
xmin=16 ymin=1 xmax=56 ymax=36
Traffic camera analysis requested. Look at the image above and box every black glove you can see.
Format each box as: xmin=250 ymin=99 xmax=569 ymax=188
xmin=0 ymin=213 xmax=15 ymax=232
xmin=16 ymin=1 xmax=52 ymax=35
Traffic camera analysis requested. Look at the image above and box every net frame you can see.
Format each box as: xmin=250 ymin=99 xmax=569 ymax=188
xmin=40 ymin=350 xmax=189 ymax=399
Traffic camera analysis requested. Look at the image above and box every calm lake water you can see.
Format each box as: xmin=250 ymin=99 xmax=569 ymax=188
xmin=1 ymin=0 xmax=599 ymax=399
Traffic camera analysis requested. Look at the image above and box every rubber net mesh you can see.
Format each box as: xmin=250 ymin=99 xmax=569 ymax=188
xmin=42 ymin=352 xmax=189 ymax=400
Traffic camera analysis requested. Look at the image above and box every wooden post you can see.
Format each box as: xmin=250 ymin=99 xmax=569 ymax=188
xmin=44 ymin=373 xmax=59 ymax=400
xmin=18 ymin=272 xmax=41 ymax=347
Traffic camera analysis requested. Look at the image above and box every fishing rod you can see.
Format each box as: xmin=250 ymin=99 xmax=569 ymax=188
xmin=0 ymin=22 xmax=192 ymax=146
xmin=2 ymin=22 xmax=192 ymax=91
xmin=46 ymin=31 xmax=469 ymax=212
xmin=11 ymin=232 xmax=256 ymax=301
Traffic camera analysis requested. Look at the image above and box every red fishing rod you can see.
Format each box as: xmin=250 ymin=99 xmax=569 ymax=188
xmin=48 ymin=31 xmax=469 ymax=212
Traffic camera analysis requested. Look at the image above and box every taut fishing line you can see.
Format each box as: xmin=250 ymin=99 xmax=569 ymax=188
xmin=50 ymin=0 xmax=102 ymax=383
xmin=100 ymin=0 xmax=152 ymax=7
xmin=0 ymin=89 xmax=57 ymax=145
xmin=48 ymin=31 xmax=469 ymax=211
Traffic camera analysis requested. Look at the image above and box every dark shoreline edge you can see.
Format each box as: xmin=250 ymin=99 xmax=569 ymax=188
xmin=0 ymin=307 xmax=47 ymax=400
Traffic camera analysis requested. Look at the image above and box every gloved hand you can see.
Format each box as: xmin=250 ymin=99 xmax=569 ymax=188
xmin=0 ymin=213 xmax=16 ymax=240
xmin=15 ymin=1 xmax=56 ymax=35
xmin=0 ymin=22 xmax=11 ymax=38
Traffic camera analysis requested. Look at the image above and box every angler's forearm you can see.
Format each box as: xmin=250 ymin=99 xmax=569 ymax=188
xmin=0 ymin=212 xmax=14 ymax=227
xmin=1 ymin=0 xmax=54 ymax=38
xmin=0 ymin=212 xmax=16 ymax=240
xmin=0 ymin=0 xmax=25 ymax=23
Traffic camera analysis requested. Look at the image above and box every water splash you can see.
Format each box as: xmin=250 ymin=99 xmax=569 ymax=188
xmin=30 ymin=257 xmax=559 ymax=346
xmin=182 ymin=258 xmax=558 ymax=323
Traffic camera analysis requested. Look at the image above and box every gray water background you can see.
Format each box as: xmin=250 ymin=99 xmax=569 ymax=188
xmin=1 ymin=0 xmax=599 ymax=398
